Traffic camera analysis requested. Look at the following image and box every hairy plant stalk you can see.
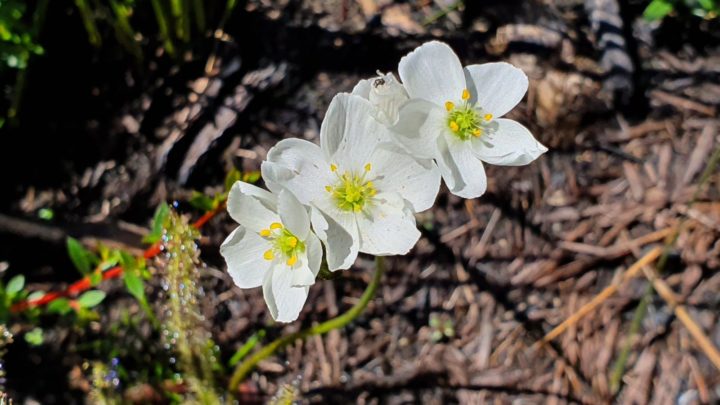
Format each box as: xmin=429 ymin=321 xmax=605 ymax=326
xmin=228 ymin=256 xmax=386 ymax=392
xmin=161 ymin=211 xmax=222 ymax=404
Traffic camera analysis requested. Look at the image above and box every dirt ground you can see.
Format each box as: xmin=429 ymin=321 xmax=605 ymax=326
xmin=1 ymin=0 xmax=720 ymax=403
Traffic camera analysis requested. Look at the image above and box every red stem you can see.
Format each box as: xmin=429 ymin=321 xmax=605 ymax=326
xmin=10 ymin=203 xmax=225 ymax=313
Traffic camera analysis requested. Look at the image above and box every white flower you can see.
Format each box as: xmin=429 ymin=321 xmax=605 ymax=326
xmin=262 ymin=93 xmax=440 ymax=271
xmin=351 ymin=71 xmax=409 ymax=126
xmin=393 ymin=41 xmax=548 ymax=199
xmin=220 ymin=181 xmax=323 ymax=322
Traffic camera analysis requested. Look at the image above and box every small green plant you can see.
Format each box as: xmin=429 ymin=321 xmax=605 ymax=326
xmin=644 ymin=0 xmax=718 ymax=20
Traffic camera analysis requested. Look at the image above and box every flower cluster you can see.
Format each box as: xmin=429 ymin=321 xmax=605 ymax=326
xmin=221 ymin=41 xmax=547 ymax=322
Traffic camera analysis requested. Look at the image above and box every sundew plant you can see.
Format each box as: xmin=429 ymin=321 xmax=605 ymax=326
xmin=221 ymin=40 xmax=547 ymax=390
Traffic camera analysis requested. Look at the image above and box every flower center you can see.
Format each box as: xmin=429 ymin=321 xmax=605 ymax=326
xmin=325 ymin=163 xmax=377 ymax=212
xmin=445 ymin=89 xmax=493 ymax=141
xmin=259 ymin=222 xmax=305 ymax=266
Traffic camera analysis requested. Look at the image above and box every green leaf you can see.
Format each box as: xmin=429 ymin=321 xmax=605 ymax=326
xmin=224 ymin=167 xmax=243 ymax=191
xmin=143 ymin=202 xmax=170 ymax=244
xmin=644 ymin=0 xmax=674 ymax=20
xmin=24 ymin=328 xmax=43 ymax=346
xmin=6 ymin=274 xmax=25 ymax=296
xmin=189 ymin=191 xmax=215 ymax=211
xmin=77 ymin=290 xmax=106 ymax=308
xmin=89 ymin=272 xmax=102 ymax=287
xmin=242 ymin=170 xmax=261 ymax=184
xmin=37 ymin=208 xmax=54 ymax=220
xmin=27 ymin=291 xmax=45 ymax=301
xmin=124 ymin=271 xmax=145 ymax=301
xmin=66 ymin=237 xmax=93 ymax=274
xmin=47 ymin=298 xmax=72 ymax=315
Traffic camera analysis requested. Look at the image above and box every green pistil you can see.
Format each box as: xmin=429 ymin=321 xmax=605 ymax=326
xmin=447 ymin=105 xmax=482 ymax=141
xmin=328 ymin=171 xmax=377 ymax=212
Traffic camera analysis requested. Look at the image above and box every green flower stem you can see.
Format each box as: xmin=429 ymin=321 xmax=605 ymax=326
xmin=227 ymin=256 xmax=386 ymax=392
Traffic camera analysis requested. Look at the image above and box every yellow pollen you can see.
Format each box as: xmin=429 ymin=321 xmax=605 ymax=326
xmin=260 ymin=229 xmax=271 ymax=237
xmin=287 ymin=255 xmax=298 ymax=266
xmin=484 ymin=113 xmax=493 ymax=121
xmin=270 ymin=222 xmax=283 ymax=229
xmin=462 ymin=89 xmax=470 ymax=100
xmin=445 ymin=101 xmax=454 ymax=111
xmin=288 ymin=236 xmax=298 ymax=248
xmin=325 ymin=185 xmax=332 ymax=192
xmin=330 ymin=163 xmax=337 ymax=172
xmin=449 ymin=121 xmax=460 ymax=132
xmin=472 ymin=128 xmax=482 ymax=137
xmin=263 ymin=250 xmax=274 ymax=261
xmin=364 ymin=163 xmax=372 ymax=172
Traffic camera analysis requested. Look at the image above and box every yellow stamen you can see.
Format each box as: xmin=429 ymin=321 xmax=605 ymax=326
xmin=287 ymin=255 xmax=298 ymax=266
xmin=472 ymin=128 xmax=482 ymax=137
xmin=288 ymin=236 xmax=298 ymax=248
xmin=270 ymin=222 xmax=283 ymax=229
xmin=462 ymin=89 xmax=470 ymax=100
xmin=445 ymin=101 xmax=454 ymax=111
xmin=364 ymin=163 xmax=372 ymax=172
xmin=484 ymin=113 xmax=493 ymax=121
xmin=263 ymin=250 xmax=274 ymax=261
xmin=449 ymin=121 xmax=459 ymax=132
xmin=325 ymin=185 xmax=332 ymax=192
xmin=260 ymin=229 xmax=271 ymax=237
xmin=330 ymin=163 xmax=337 ymax=172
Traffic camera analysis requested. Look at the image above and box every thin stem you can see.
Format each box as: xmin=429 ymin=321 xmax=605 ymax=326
xmin=228 ymin=256 xmax=386 ymax=392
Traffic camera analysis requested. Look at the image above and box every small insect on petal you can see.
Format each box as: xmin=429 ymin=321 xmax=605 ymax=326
xmin=462 ymin=89 xmax=470 ymax=100
xmin=445 ymin=101 xmax=455 ymax=112
xmin=263 ymin=250 xmax=274 ymax=261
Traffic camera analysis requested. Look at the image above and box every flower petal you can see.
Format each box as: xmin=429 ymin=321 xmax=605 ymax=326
xmin=321 ymin=93 xmax=384 ymax=172
xmin=390 ymin=99 xmax=442 ymax=160
xmin=306 ymin=232 xmax=323 ymax=276
xmin=291 ymin=253 xmax=316 ymax=287
xmin=227 ymin=185 xmax=280 ymax=233
xmin=310 ymin=203 xmax=359 ymax=271
xmin=278 ymin=189 xmax=311 ymax=239
xmin=351 ymin=78 xmax=372 ymax=100
xmin=464 ymin=63 xmax=528 ymax=118
xmin=270 ymin=266 xmax=310 ymax=322
xmin=220 ymin=226 xmax=272 ymax=288
xmin=398 ymin=41 xmax=466 ymax=106
xmin=437 ymin=134 xmax=488 ymax=199
xmin=370 ymin=143 xmax=440 ymax=212
xmin=262 ymin=138 xmax=332 ymax=205
xmin=356 ymin=192 xmax=421 ymax=256
xmin=472 ymin=118 xmax=547 ymax=166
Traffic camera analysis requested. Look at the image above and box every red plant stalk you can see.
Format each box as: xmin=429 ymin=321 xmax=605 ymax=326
xmin=10 ymin=202 xmax=226 ymax=313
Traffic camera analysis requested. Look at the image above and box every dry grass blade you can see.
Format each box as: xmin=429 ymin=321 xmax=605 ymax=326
xmin=536 ymin=246 xmax=663 ymax=346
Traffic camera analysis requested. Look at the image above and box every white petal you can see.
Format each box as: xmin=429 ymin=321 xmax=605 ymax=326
xmin=227 ymin=187 xmax=280 ymax=233
xmin=262 ymin=271 xmax=278 ymax=319
xmin=306 ymin=232 xmax=323 ymax=276
xmin=398 ymin=41 xmax=466 ymax=106
xmin=271 ymin=266 xmax=310 ymax=322
xmin=263 ymin=138 xmax=332 ymax=205
xmin=229 ymin=181 xmax=276 ymax=209
xmin=472 ymin=119 xmax=547 ymax=166
xmin=351 ymin=78 xmax=372 ymax=100
xmin=291 ymin=253 xmax=316 ymax=287
xmin=357 ymin=192 xmax=420 ymax=255
xmin=464 ymin=63 xmax=528 ymax=118
xmin=220 ymin=226 xmax=272 ymax=288
xmin=370 ymin=143 xmax=440 ymax=212
xmin=278 ymin=189 xmax=311 ymax=238
xmin=390 ymin=100 xmax=442 ymax=159
xmin=437 ymin=134 xmax=488 ymax=199
xmin=310 ymin=203 xmax=359 ymax=271
xmin=321 ymin=93 xmax=384 ymax=171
